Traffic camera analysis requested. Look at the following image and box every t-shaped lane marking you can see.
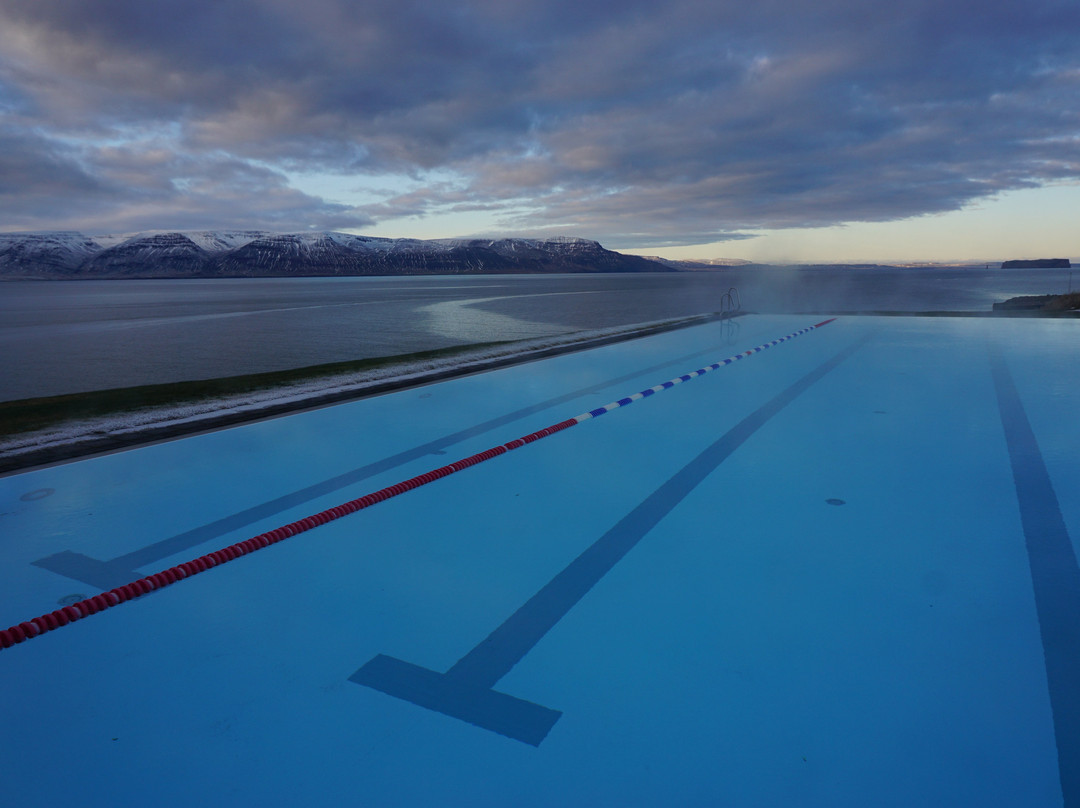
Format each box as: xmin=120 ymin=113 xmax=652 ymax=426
xmin=351 ymin=332 xmax=866 ymax=745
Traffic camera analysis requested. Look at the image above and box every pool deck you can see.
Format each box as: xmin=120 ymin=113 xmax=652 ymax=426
xmin=1 ymin=314 xmax=1078 ymax=806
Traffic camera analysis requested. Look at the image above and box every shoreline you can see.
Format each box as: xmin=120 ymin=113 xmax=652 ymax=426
xmin=0 ymin=312 xmax=734 ymax=475
xmin=3 ymin=307 xmax=1076 ymax=476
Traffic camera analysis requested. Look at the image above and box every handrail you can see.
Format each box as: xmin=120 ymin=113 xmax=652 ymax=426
xmin=719 ymin=286 xmax=742 ymax=318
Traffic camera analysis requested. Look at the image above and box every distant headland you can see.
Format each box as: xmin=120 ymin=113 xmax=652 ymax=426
xmin=1000 ymin=258 xmax=1071 ymax=269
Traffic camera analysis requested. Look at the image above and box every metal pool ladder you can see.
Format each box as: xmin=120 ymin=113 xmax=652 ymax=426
xmin=720 ymin=286 xmax=741 ymax=318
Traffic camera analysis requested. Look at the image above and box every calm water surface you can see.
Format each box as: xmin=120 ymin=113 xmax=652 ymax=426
xmin=1 ymin=268 xmax=1073 ymax=400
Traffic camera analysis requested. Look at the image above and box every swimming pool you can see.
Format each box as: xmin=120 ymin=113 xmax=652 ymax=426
xmin=1 ymin=314 xmax=1077 ymax=806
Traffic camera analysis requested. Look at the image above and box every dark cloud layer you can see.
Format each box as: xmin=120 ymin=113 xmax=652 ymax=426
xmin=1 ymin=0 xmax=1078 ymax=245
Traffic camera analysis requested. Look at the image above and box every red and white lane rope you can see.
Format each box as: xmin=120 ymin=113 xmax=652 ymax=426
xmin=0 ymin=318 xmax=837 ymax=650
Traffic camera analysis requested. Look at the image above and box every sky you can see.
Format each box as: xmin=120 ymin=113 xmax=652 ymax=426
xmin=1 ymin=0 xmax=1078 ymax=263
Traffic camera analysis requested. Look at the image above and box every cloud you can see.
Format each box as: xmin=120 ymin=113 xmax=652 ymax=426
xmin=0 ymin=126 xmax=117 ymax=223
xmin=1 ymin=0 xmax=1078 ymax=245
xmin=0 ymin=125 xmax=372 ymax=233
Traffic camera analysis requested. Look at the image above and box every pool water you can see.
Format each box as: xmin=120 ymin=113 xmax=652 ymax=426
xmin=1 ymin=314 xmax=1077 ymax=806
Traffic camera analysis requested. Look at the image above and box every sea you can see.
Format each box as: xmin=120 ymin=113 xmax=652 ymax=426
xmin=1 ymin=266 xmax=1074 ymax=401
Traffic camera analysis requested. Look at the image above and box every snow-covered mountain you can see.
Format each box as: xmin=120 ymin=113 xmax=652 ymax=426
xmin=80 ymin=232 xmax=214 ymax=276
xmin=0 ymin=231 xmax=670 ymax=278
xmin=0 ymin=231 xmax=104 ymax=276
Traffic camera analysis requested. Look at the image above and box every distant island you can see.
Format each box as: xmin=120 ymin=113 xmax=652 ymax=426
xmin=1001 ymin=258 xmax=1071 ymax=268
xmin=0 ymin=231 xmax=671 ymax=279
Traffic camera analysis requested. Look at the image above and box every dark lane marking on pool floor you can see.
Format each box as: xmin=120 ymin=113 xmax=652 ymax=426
xmin=351 ymin=333 xmax=870 ymax=745
xmin=989 ymin=345 xmax=1080 ymax=808
xmin=33 ymin=327 xmax=747 ymax=590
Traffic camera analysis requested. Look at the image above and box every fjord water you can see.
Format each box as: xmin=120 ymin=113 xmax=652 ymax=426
xmin=0 ymin=267 xmax=1073 ymax=400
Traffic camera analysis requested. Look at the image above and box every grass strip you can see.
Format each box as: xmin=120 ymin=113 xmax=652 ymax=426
xmin=0 ymin=341 xmax=514 ymax=438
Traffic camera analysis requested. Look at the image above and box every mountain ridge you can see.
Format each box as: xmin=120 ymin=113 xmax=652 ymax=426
xmin=0 ymin=230 xmax=672 ymax=278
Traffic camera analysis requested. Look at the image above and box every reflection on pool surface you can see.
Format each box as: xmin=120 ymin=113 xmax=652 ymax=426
xmin=1 ymin=314 xmax=1077 ymax=806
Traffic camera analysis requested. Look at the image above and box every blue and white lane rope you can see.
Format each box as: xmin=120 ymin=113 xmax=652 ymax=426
xmin=573 ymin=318 xmax=837 ymax=423
xmin=1 ymin=317 xmax=837 ymax=650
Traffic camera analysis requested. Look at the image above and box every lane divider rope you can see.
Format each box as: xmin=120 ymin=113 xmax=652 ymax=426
xmin=0 ymin=318 xmax=837 ymax=651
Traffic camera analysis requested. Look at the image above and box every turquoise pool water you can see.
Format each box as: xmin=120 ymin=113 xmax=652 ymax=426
xmin=1 ymin=314 xmax=1077 ymax=806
